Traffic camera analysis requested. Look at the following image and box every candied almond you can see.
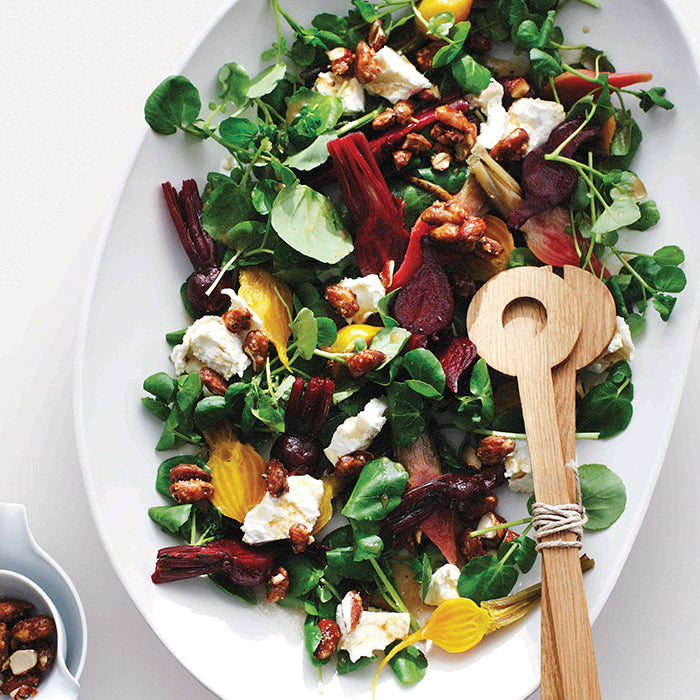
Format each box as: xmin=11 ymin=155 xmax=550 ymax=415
xmin=372 ymin=108 xmax=396 ymax=131
xmin=325 ymin=284 xmax=359 ymax=318
xmin=473 ymin=235 xmax=505 ymax=260
xmin=490 ymin=128 xmax=529 ymax=161
xmin=289 ymin=523 xmax=311 ymax=554
xmin=459 ymin=528 xmax=486 ymax=561
xmin=368 ymin=19 xmax=386 ymax=51
xmin=314 ymin=619 xmax=341 ymax=659
xmin=199 ymin=366 xmax=228 ymax=396
xmin=266 ymin=566 xmax=290 ymax=603
xmin=10 ymin=617 xmax=55 ymax=644
xmin=421 ymin=200 xmax=468 ymax=226
xmin=347 ymin=349 xmax=385 ymax=378
xmin=393 ymin=149 xmax=412 ymax=169
xmin=222 ymin=307 xmax=253 ymax=333
xmin=169 ymin=464 xmax=212 ymax=483
xmin=327 ymin=47 xmax=354 ymax=76
xmin=393 ymin=99 xmax=415 ymax=125
xmin=265 ymin=458 xmax=288 ymax=498
xmin=0 ymin=600 xmax=34 ymax=625
xmin=168 ymin=479 xmax=214 ymax=504
xmin=354 ymin=41 xmax=380 ymax=83
xmin=243 ymin=331 xmax=269 ymax=373
xmin=335 ymin=450 xmax=373 ymax=479
xmin=476 ymin=435 xmax=515 ymax=465
xmin=431 ymin=151 xmax=451 ymax=171
xmin=401 ymin=133 xmax=431 ymax=154
xmin=435 ymin=105 xmax=473 ymax=133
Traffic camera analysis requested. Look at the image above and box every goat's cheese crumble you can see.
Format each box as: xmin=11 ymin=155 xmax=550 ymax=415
xmin=424 ymin=564 xmax=461 ymax=606
xmin=505 ymin=441 xmax=534 ymax=494
xmin=366 ymin=47 xmax=432 ymax=104
xmin=337 ymin=274 xmax=386 ymax=324
xmin=586 ymin=316 xmax=635 ymax=373
xmin=323 ymin=397 xmax=388 ymax=465
xmin=337 ymin=606 xmax=411 ymax=662
xmin=314 ymin=72 xmax=366 ymax=114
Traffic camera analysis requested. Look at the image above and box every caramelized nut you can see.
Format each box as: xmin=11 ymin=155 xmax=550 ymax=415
xmin=393 ymin=99 xmax=415 ymax=125
xmin=169 ymin=464 xmax=212 ymax=483
xmin=354 ymin=41 xmax=380 ymax=83
xmin=368 ymin=19 xmax=386 ymax=51
xmin=459 ymin=528 xmax=486 ymax=561
xmin=421 ymin=200 xmax=468 ymax=226
xmin=392 ymin=149 xmax=412 ymax=169
xmin=435 ymin=105 xmax=473 ymax=132
xmin=0 ymin=673 xmax=39 ymax=698
xmin=32 ymin=640 xmax=55 ymax=674
xmin=477 ymin=511 xmax=508 ymax=546
xmin=335 ymin=450 xmax=374 ymax=479
xmin=430 ymin=123 xmax=464 ymax=147
xmin=429 ymin=223 xmax=462 ymax=244
xmin=0 ymin=623 xmax=9 ymax=665
xmin=401 ymin=133 xmax=431 ymax=153
xmin=168 ymin=479 xmax=214 ymax=504
xmin=328 ymin=47 xmax=354 ymax=76
xmin=266 ymin=566 xmax=290 ymax=603
xmin=347 ymin=349 xmax=386 ymax=378
xmin=473 ymin=235 xmax=505 ymax=260
xmin=476 ymin=435 xmax=516 ymax=466
xmin=265 ymin=458 xmax=288 ymax=498
xmin=10 ymin=617 xmax=55 ymax=644
xmin=313 ymin=619 xmax=341 ymax=659
xmin=199 ymin=366 xmax=228 ymax=396
xmin=289 ymin=523 xmax=311 ymax=554
xmin=243 ymin=330 xmax=269 ymax=373
xmin=325 ymin=284 xmax=360 ymax=318
xmin=431 ymin=151 xmax=451 ymax=171
xmin=0 ymin=600 xmax=34 ymax=625
xmin=337 ymin=590 xmax=363 ymax=636
xmin=416 ymin=86 xmax=440 ymax=102
xmin=459 ymin=217 xmax=488 ymax=248
xmin=490 ymin=128 xmax=529 ymax=161
xmin=505 ymin=77 xmax=531 ymax=99
xmin=7 ymin=649 xmax=38 ymax=676
xmin=415 ymin=41 xmax=444 ymax=72
xmin=371 ymin=108 xmax=396 ymax=131
xmin=222 ymin=307 xmax=253 ymax=333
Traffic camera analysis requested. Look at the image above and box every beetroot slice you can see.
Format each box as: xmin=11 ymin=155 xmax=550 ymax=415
xmin=509 ymin=119 xmax=600 ymax=229
xmin=328 ymin=132 xmax=410 ymax=275
xmin=436 ymin=337 xmax=478 ymax=393
xmin=393 ymin=237 xmax=454 ymax=337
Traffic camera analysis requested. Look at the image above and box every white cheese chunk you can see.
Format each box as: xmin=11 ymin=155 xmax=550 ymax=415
xmin=170 ymin=315 xmax=250 ymax=379
xmin=337 ymin=608 xmax=411 ymax=662
xmin=469 ymin=78 xmax=565 ymax=152
xmin=241 ymin=475 xmax=324 ymax=544
xmin=585 ymin=316 xmax=635 ymax=374
xmin=323 ymin=397 xmax=388 ymax=465
xmin=337 ymin=274 xmax=386 ymax=324
xmin=504 ymin=441 xmax=534 ymax=494
xmin=424 ymin=563 xmax=461 ymax=606
xmin=314 ymin=72 xmax=366 ymax=114
xmin=365 ymin=47 xmax=432 ymax=104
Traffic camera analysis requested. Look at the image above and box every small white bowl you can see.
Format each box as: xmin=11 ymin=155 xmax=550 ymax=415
xmin=0 ymin=503 xmax=86 ymax=682
xmin=0 ymin=569 xmax=80 ymax=698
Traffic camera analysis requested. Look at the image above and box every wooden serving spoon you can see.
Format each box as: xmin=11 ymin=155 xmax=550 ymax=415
xmin=467 ymin=266 xmax=600 ymax=700
xmin=540 ymin=265 xmax=617 ymax=698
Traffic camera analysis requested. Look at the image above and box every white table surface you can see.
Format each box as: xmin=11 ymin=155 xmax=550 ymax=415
xmin=3 ymin=1 xmax=699 ymax=698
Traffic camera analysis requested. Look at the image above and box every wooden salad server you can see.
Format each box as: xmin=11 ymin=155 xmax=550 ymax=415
xmin=540 ymin=266 xmax=617 ymax=698
xmin=466 ymin=266 xmax=600 ymax=700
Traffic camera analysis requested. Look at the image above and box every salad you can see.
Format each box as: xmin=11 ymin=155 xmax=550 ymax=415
xmin=140 ymin=0 xmax=685 ymax=689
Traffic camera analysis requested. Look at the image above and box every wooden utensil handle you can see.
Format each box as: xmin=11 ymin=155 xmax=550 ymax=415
xmin=518 ymin=364 xmax=601 ymax=700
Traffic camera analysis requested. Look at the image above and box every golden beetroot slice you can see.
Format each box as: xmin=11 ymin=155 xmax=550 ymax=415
xmin=204 ymin=421 xmax=267 ymax=522
xmin=238 ymin=267 xmax=293 ymax=369
xmin=393 ymin=237 xmax=454 ymax=338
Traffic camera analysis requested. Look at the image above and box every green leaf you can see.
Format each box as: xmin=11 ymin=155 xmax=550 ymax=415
xmin=165 ymin=329 xmax=186 ymax=346
xmin=350 ymin=520 xmax=384 ymax=561
xmin=498 ymin=535 xmax=537 ymax=573
xmin=218 ymin=117 xmax=258 ymax=148
xmin=194 ymin=396 xmax=230 ymax=430
xmin=652 ymin=293 xmax=676 ymax=321
xmin=451 ymin=55 xmax=492 ymax=93
xmin=248 ymin=63 xmax=287 ymax=99
xmin=148 ymin=504 xmax=193 ymax=534
xmin=282 ymin=553 xmax=325 ymax=599
xmin=576 ymin=377 xmax=633 ymax=438
xmin=514 ymin=19 xmax=540 ymax=50
xmin=654 ymin=266 xmax=686 ymax=293
xmin=457 ymin=555 xmax=518 ymax=604
xmin=316 ymin=317 xmax=338 ymax=346
xmin=304 ymin=616 xmax=329 ymax=667
xmin=528 ymin=48 xmax=561 ymax=78
xmin=402 ymin=349 xmax=446 ymax=397
xmin=388 ymin=643 xmax=428 ymax=685
xmin=325 ymin=546 xmax=375 ymax=581
xmin=369 ymin=326 xmax=412 ymax=367
xmin=142 ymin=397 xmax=171 ymax=421
xmin=144 ymin=75 xmax=201 ymax=135
xmin=627 ymin=200 xmax=660 ymax=231
xmin=420 ymin=553 xmax=432 ymax=602
xmin=143 ymin=372 xmax=178 ymax=403
xmin=201 ymin=178 xmax=256 ymax=243
xmin=271 ymin=183 xmax=353 ymax=264
xmin=284 ymin=132 xmax=336 ymax=171
xmin=638 ymin=86 xmax=674 ymax=112
xmin=428 ymin=11 xmax=455 ymax=38
xmin=352 ymin=0 xmax=379 ymax=22
xmin=217 ymin=62 xmax=250 ymax=106
xmin=342 ymin=457 xmax=408 ymax=521
xmin=653 ymin=245 xmax=684 ymax=266
xmin=508 ymin=247 xmax=539 ymax=268
xmin=291 ymin=307 xmax=318 ymax=360
xmin=337 ymin=650 xmax=378 ymax=674
xmin=387 ymin=383 xmax=425 ymax=447
xmin=579 ymin=463 xmax=626 ymax=530
xmin=209 ymin=571 xmax=257 ymax=605
xmin=176 ymin=372 xmax=203 ymax=414
xmin=591 ymin=196 xmax=640 ymax=236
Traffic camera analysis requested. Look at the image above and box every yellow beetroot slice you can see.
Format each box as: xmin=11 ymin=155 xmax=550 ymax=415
xmin=205 ymin=421 xmax=267 ymax=522
xmin=238 ymin=267 xmax=293 ymax=369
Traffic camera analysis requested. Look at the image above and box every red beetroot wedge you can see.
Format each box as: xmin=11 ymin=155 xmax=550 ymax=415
xmin=437 ymin=337 xmax=478 ymax=393
xmin=328 ymin=132 xmax=410 ymax=276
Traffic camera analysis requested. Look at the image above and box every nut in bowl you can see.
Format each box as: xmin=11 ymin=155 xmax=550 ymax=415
xmin=0 ymin=570 xmax=80 ymax=698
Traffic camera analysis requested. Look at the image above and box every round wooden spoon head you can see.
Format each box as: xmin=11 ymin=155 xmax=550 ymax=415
xmin=466 ymin=266 xmax=582 ymax=377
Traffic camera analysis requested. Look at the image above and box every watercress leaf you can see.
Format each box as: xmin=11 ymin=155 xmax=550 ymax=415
xmin=654 ymin=265 xmax=686 ymax=293
xmin=143 ymin=372 xmax=178 ymax=403
xmin=498 ymin=535 xmax=537 ymax=573
xmin=142 ymin=397 xmax=171 ymax=422
xmin=469 ymin=358 xmax=494 ymax=425
xmin=528 ymin=48 xmax=561 ymax=79
xmin=406 ymin=379 xmax=442 ymax=399
xmin=638 ymin=86 xmax=674 ymax=112
xmin=576 ymin=380 xmax=632 ymax=438
xmin=457 ymin=555 xmax=518 ymax=604
xmin=325 ymin=546 xmax=375 ymax=581
xmin=432 ymin=42 xmax=463 ymax=69
xmin=591 ymin=196 xmax=640 ymax=235
xmin=420 ymin=553 xmax=433 ymax=602
xmin=284 ymin=132 xmax=336 ymax=171
xmin=250 ymin=393 xmax=285 ymax=433
xmin=148 ymin=504 xmax=193 ymax=534
xmin=577 ymin=463 xmax=626 ymax=530
xmin=652 ymin=293 xmax=676 ymax=321
xmin=248 ymin=63 xmax=287 ymax=99
xmin=387 ymin=383 xmax=425 ymax=447
xmin=625 ymin=312 xmax=645 ymax=337
xmin=202 ymin=177 xmax=256 ymax=243
xmin=342 ymin=457 xmax=409 ymax=521
xmin=291 ymin=307 xmax=318 ymax=360
xmin=217 ymin=62 xmax=250 ymax=106
xmin=376 ymin=288 xmax=401 ymax=328
xmin=451 ymin=55 xmax=492 ymax=93
xmin=402 ymin=349 xmax=446 ymax=396
xmin=218 ymin=116 xmax=257 ymax=148
xmin=388 ymin=642 xmax=428 ymax=685
xmin=514 ymin=19 xmax=540 ymax=50
xmin=194 ymin=396 xmax=230 ymax=430
xmin=337 ymin=651 xmax=378 ymax=674
xmin=281 ymin=553 xmax=325 ymax=598
xmin=155 ymin=407 xmax=181 ymax=451
xmin=166 ymin=329 xmax=186 ymax=346
xmin=607 ymin=113 xmax=642 ymax=169
xmin=352 ymin=0 xmax=379 ymax=22
xmin=209 ymin=571 xmax=257 ymax=605
xmin=176 ymin=372 xmax=203 ymax=414
xmin=144 ymin=75 xmax=201 ymax=135
xmin=316 ymin=317 xmax=338 ymax=347
xmin=653 ymin=245 xmax=684 ymax=266
xmin=350 ymin=520 xmax=384 ymax=561
xmin=271 ymin=182 xmax=353 ymax=264
xmin=369 ymin=326 xmax=412 ymax=366
xmin=508 ymin=247 xmax=539 ymax=268
xmin=155 ymin=454 xmax=208 ymax=499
